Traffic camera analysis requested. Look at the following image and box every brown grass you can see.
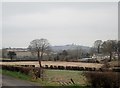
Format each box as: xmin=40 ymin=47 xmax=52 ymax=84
xmin=0 ymin=61 xmax=103 ymax=68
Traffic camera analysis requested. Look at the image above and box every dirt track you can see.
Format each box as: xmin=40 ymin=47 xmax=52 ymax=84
xmin=1 ymin=74 xmax=41 ymax=87
xmin=0 ymin=61 xmax=103 ymax=68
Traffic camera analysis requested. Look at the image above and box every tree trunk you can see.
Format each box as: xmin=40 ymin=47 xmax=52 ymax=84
xmin=40 ymin=52 xmax=43 ymax=66
xmin=37 ymin=51 xmax=41 ymax=78
xmin=38 ymin=51 xmax=41 ymax=67
xmin=109 ymin=52 xmax=112 ymax=62
xmin=40 ymin=52 xmax=43 ymax=80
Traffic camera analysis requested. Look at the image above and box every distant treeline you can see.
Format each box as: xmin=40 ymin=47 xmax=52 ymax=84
xmin=2 ymin=40 xmax=120 ymax=63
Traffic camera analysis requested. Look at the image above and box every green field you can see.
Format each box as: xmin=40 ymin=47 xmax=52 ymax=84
xmin=45 ymin=69 xmax=86 ymax=85
xmin=0 ymin=69 xmax=87 ymax=87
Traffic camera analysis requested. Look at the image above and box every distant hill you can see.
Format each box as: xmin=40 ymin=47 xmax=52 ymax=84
xmin=51 ymin=44 xmax=91 ymax=52
xmin=2 ymin=44 xmax=91 ymax=53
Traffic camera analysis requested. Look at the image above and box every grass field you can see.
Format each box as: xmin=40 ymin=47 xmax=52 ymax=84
xmin=45 ymin=69 xmax=86 ymax=85
xmin=0 ymin=68 xmax=87 ymax=87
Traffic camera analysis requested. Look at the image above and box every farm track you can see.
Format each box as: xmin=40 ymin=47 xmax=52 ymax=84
xmin=0 ymin=74 xmax=41 ymax=87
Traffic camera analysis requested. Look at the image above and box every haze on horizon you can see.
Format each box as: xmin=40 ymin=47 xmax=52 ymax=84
xmin=2 ymin=2 xmax=118 ymax=48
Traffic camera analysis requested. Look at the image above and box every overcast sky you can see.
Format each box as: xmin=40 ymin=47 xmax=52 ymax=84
xmin=2 ymin=2 xmax=118 ymax=48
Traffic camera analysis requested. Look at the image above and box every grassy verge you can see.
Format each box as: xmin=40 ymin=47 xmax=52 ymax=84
xmin=0 ymin=69 xmax=88 ymax=87
xmin=0 ymin=69 xmax=31 ymax=81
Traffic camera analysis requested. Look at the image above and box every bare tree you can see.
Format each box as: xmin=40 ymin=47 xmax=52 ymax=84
xmin=94 ymin=40 xmax=102 ymax=54
xmin=101 ymin=40 xmax=117 ymax=61
xmin=28 ymin=38 xmax=50 ymax=77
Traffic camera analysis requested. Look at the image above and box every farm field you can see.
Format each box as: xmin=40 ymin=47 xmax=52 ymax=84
xmin=44 ymin=69 xmax=86 ymax=86
xmin=1 ymin=68 xmax=87 ymax=87
xmin=0 ymin=61 xmax=103 ymax=68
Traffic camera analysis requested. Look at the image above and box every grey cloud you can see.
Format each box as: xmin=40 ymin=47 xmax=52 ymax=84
xmin=2 ymin=2 xmax=118 ymax=47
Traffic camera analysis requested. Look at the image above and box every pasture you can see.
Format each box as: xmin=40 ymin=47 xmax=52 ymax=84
xmin=44 ymin=69 xmax=86 ymax=86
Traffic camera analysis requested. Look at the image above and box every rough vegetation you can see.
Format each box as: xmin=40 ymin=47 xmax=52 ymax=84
xmin=84 ymin=72 xmax=120 ymax=88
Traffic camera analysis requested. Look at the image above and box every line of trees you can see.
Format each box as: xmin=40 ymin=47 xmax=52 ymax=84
xmin=92 ymin=40 xmax=118 ymax=61
xmin=53 ymin=49 xmax=90 ymax=61
xmin=2 ymin=39 xmax=119 ymax=62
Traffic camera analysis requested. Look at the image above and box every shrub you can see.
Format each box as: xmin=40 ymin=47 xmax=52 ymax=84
xmin=84 ymin=72 xmax=120 ymax=88
xmin=2 ymin=65 xmax=33 ymax=75
xmin=66 ymin=66 xmax=72 ymax=70
xmin=86 ymin=67 xmax=93 ymax=71
xmin=50 ymin=65 xmax=54 ymax=69
xmin=53 ymin=65 xmax=58 ymax=69
xmin=24 ymin=65 xmax=29 ymax=67
xmin=2 ymin=65 xmax=41 ymax=79
xmin=45 ymin=65 xmax=48 ymax=69
xmin=19 ymin=67 xmax=32 ymax=75
xmin=29 ymin=65 xmax=35 ymax=67
xmin=58 ymin=66 xmax=65 ymax=70
xmin=92 ymin=67 xmax=96 ymax=71
xmin=14 ymin=66 xmax=20 ymax=72
xmin=79 ymin=67 xmax=84 ymax=71
xmin=71 ymin=66 xmax=79 ymax=70
xmin=85 ymin=67 xmax=89 ymax=71
xmin=29 ymin=67 xmax=40 ymax=79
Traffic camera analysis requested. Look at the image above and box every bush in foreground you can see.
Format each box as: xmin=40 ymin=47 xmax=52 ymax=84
xmin=84 ymin=72 xmax=120 ymax=88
